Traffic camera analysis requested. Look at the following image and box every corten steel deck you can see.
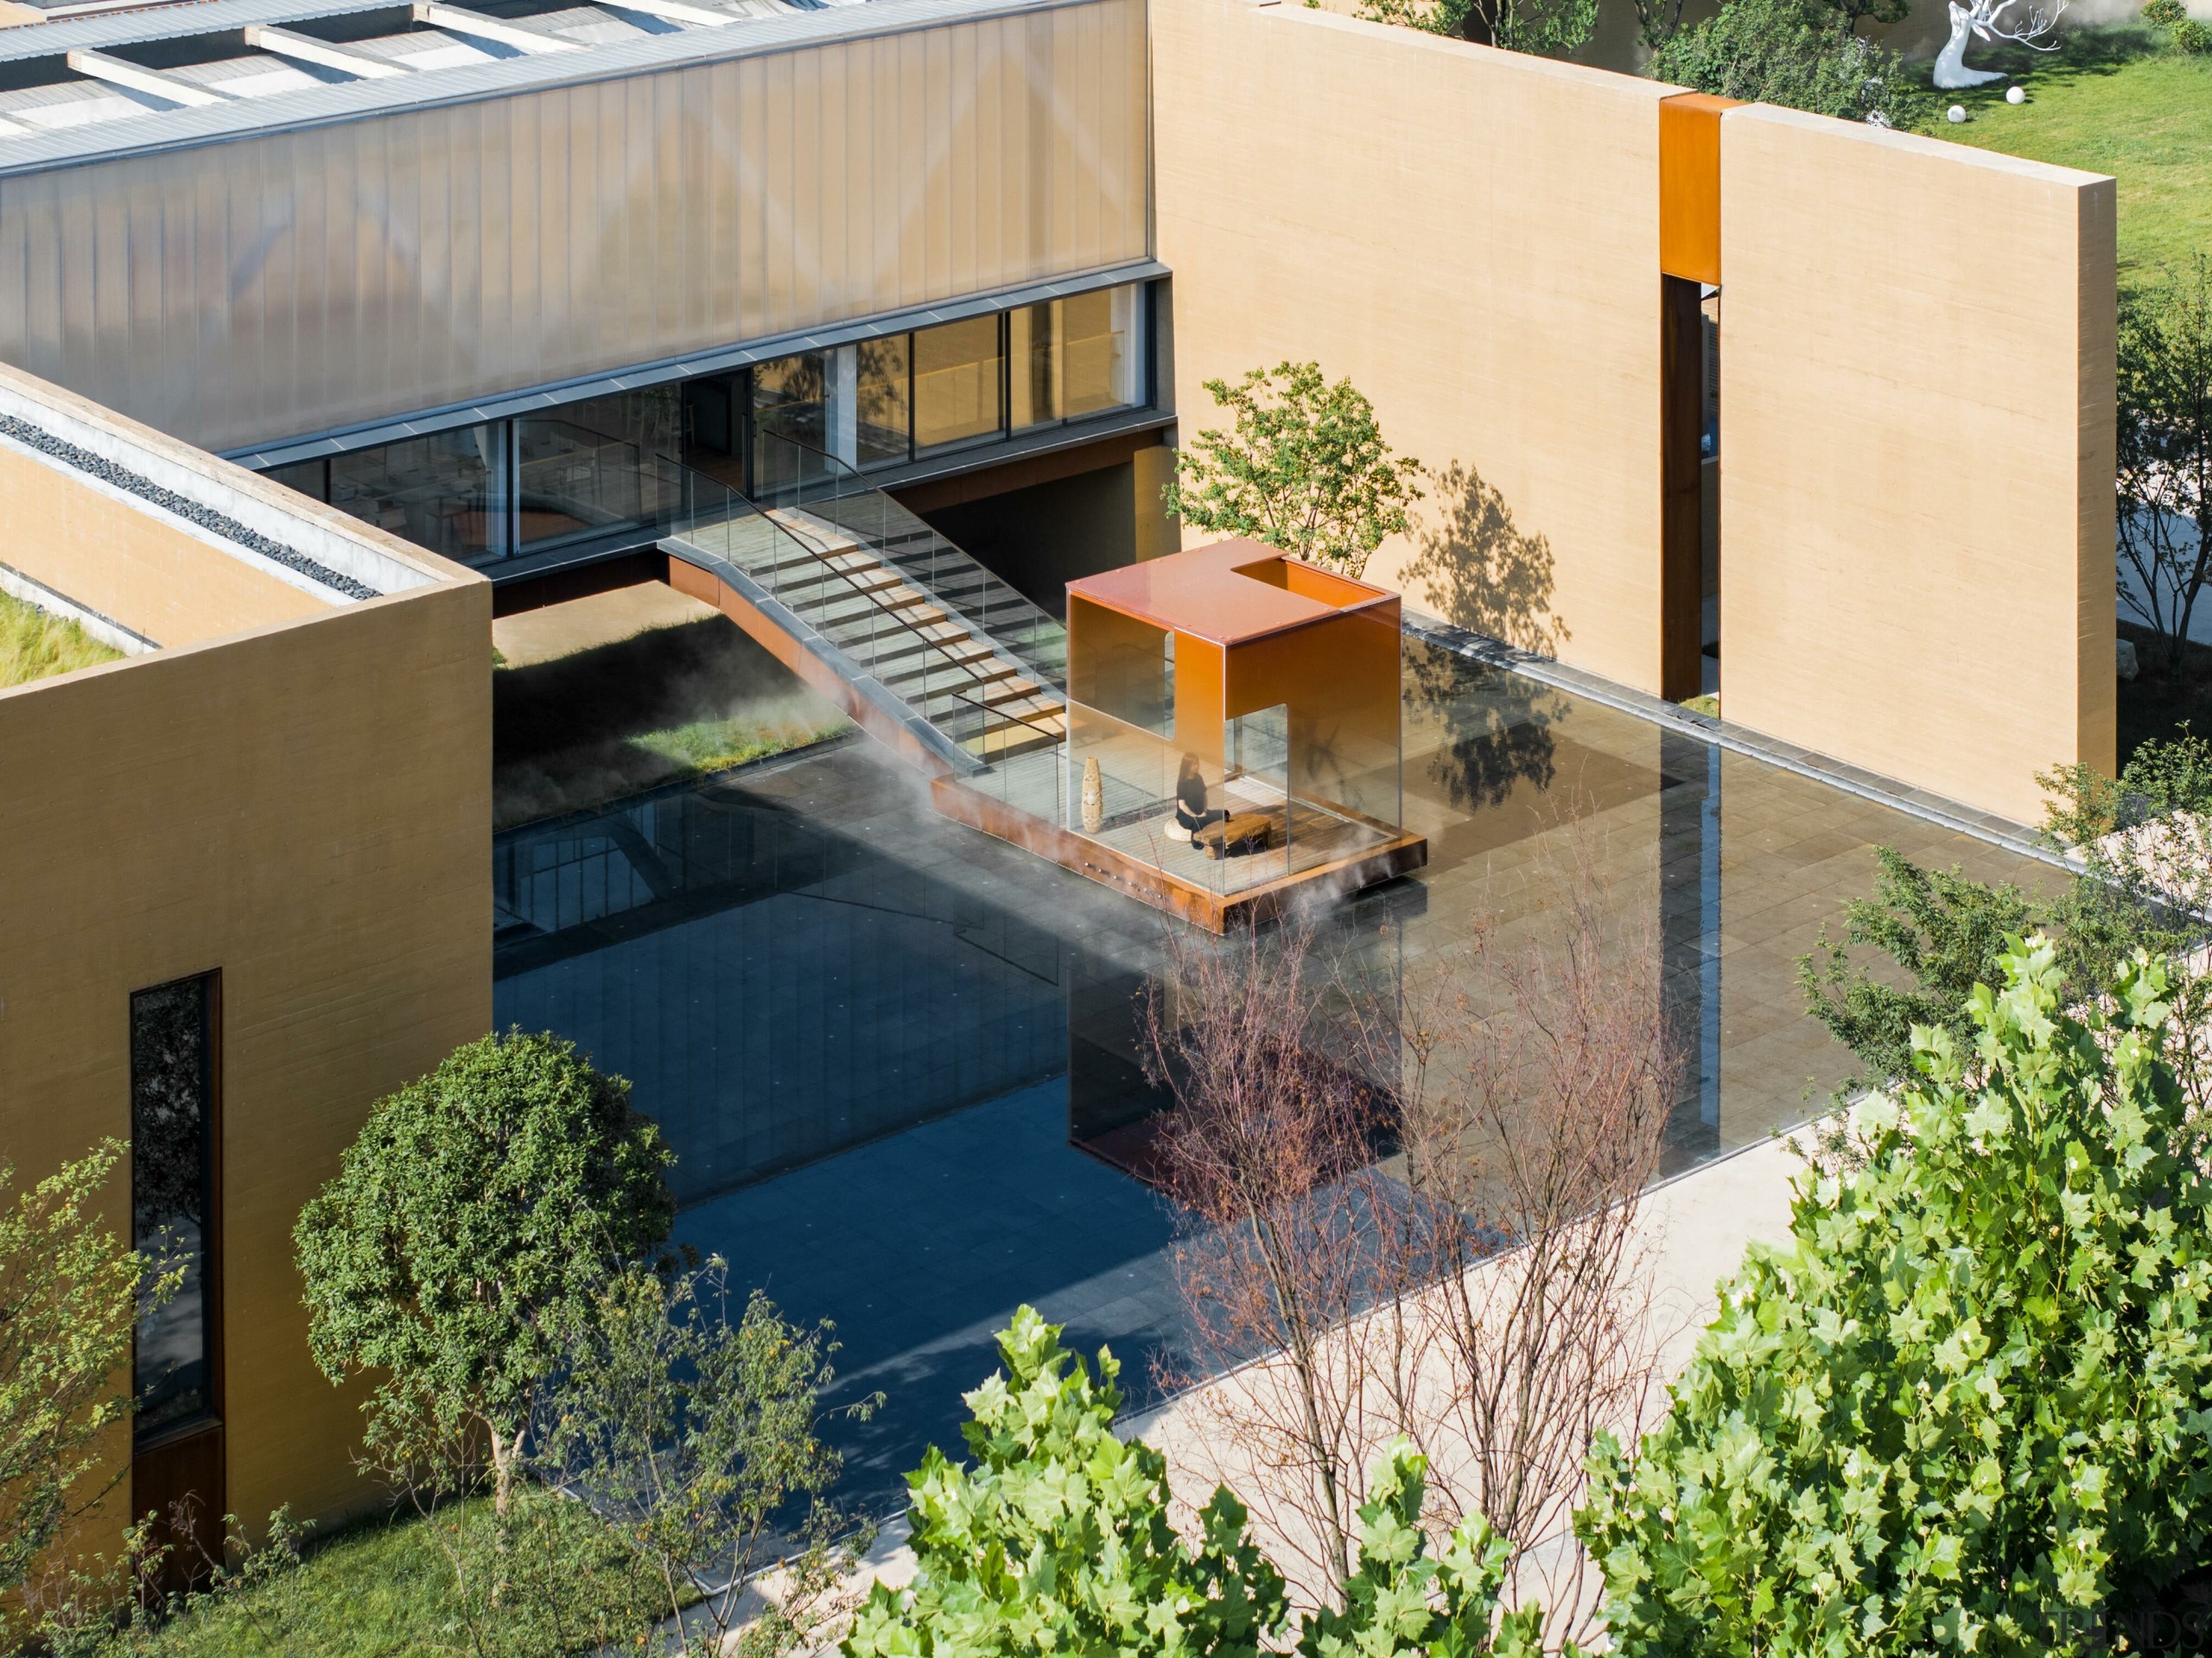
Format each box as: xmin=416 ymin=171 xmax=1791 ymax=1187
xmin=931 ymin=773 xmax=1427 ymax=931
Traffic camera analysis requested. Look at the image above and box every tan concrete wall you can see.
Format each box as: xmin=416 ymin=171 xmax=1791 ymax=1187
xmin=1719 ymin=105 xmax=2116 ymax=824
xmin=1152 ymin=0 xmax=1676 ymax=693
xmin=0 ymin=577 xmax=493 ymax=1537
xmin=0 ymin=446 xmax=331 ymax=646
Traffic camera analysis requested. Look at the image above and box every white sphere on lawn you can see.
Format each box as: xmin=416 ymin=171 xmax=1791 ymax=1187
xmin=1947 ymin=105 xmax=1967 ymax=123
xmin=2005 ymin=85 xmax=2026 ymax=104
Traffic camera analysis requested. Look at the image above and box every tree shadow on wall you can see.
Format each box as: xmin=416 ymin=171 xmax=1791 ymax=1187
xmin=1397 ymin=462 xmax=1567 ymax=812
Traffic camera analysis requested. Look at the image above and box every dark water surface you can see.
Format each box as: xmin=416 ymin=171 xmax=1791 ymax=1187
xmin=493 ymin=638 xmax=2050 ymax=1514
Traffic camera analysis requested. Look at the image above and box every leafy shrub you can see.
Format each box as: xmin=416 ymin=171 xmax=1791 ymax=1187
xmin=1581 ymin=940 xmax=2212 ymax=1654
xmin=2 ymin=1144 xmax=163 ymax=1638
xmin=844 ymin=1306 xmax=1287 ymax=1657
xmin=1649 ymin=0 xmax=1931 ymax=129
xmin=2141 ymin=0 xmax=2184 ymax=25
xmin=847 ymin=1307 xmax=1567 ymax=1656
xmin=2173 ymin=16 xmax=2210 ymax=52
xmin=1294 ymin=1450 xmax=1562 ymax=1657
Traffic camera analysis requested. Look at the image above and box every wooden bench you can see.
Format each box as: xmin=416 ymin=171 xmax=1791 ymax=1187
xmin=1195 ymin=809 xmax=1283 ymax=860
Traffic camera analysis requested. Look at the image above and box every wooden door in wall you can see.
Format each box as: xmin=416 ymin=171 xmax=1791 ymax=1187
xmin=133 ymin=1421 xmax=226 ymax=1583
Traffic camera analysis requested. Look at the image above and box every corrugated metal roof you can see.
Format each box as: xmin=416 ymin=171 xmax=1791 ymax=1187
xmin=0 ymin=0 xmax=1069 ymax=176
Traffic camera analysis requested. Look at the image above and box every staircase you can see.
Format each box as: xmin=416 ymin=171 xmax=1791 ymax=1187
xmin=656 ymin=441 xmax=1068 ymax=782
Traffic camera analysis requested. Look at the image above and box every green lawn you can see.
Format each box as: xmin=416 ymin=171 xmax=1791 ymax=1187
xmin=0 ymin=587 xmax=123 ymax=689
xmin=125 ymin=1494 xmax=687 ymax=1658
xmin=131 ymin=1504 xmax=479 ymax=1658
xmin=1932 ymin=27 xmax=2212 ymax=291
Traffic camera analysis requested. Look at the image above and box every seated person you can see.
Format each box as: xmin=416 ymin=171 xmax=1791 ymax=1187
xmin=1169 ymin=754 xmax=1226 ymax=842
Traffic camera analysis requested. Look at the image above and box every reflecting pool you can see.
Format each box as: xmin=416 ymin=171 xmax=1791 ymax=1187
xmin=493 ymin=636 xmax=2054 ymax=1513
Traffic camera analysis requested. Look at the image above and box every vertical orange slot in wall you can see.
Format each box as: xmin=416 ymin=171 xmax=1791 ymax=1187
xmin=1659 ymin=92 xmax=1735 ymax=702
xmin=1659 ymin=92 xmax=1734 ymax=287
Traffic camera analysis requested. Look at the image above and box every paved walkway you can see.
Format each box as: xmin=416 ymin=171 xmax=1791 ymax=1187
xmin=822 ymin=1131 xmax=1806 ymax=1639
xmin=493 ymin=578 xmax=720 ymax=666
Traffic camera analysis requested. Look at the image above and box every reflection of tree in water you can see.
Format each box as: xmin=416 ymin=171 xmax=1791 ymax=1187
xmin=1397 ymin=462 xmax=1566 ymax=810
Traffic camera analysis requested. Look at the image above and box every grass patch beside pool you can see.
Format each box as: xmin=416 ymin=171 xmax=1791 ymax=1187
xmin=1 ymin=588 xmax=123 ymax=689
xmin=1932 ymin=27 xmax=2212 ymax=292
xmin=493 ymin=613 xmax=853 ymax=829
xmin=630 ymin=714 xmax=852 ymax=776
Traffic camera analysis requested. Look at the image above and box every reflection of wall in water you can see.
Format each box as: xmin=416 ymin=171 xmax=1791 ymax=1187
xmin=493 ymin=781 xmax=1070 ymax=1205
xmin=1657 ymin=730 xmax=1721 ymax=1171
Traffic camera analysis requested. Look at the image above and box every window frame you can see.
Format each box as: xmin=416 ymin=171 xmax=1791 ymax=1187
xmin=129 ymin=969 xmax=223 ymax=1452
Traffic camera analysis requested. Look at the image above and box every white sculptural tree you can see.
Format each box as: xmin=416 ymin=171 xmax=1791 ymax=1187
xmin=1933 ymin=0 xmax=2063 ymax=89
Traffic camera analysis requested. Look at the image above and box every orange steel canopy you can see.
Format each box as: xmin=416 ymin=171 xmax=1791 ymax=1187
xmin=1065 ymin=538 xmax=1397 ymax=644
xmin=1065 ymin=539 xmax=1405 ymax=826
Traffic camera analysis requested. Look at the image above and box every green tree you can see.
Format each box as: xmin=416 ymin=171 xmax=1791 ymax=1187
xmin=2 ymin=1141 xmax=172 ymax=1633
xmin=1796 ymin=845 xmax=2045 ymax=1096
xmin=537 ymin=1261 xmax=875 ymax=1657
xmin=1649 ymin=0 xmax=1930 ymax=130
xmin=2115 ymin=255 xmax=2212 ymax=678
xmin=1163 ymin=363 xmax=1421 ymax=581
xmin=1580 ymin=939 xmax=2212 ymax=1655
xmin=294 ymin=1031 xmax=675 ymax=1515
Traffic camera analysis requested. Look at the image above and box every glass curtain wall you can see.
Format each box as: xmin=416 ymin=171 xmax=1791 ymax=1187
xmin=854 ymin=336 xmax=911 ymax=468
xmin=263 ymin=427 xmax=507 ymax=566
xmin=1014 ymin=286 xmax=1143 ymax=431
xmin=515 ymin=388 xmax=682 ymax=561
xmin=750 ymin=282 xmax=1147 ymax=482
xmin=912 ymin=317 xmax=1004 ymax=456
xmin=261 ymin=283 xmax=1152 ymax=569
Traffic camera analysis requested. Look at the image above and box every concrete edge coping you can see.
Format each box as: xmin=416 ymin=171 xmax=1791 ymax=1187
xmin=0 ymin=373 xmax=442 ymax=600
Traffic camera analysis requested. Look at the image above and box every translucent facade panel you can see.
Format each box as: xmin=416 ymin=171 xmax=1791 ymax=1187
xmin=131 ymin=973 xmax=217 ymax=1445
xmin=329 ymin=426 xmax=508 ymax=565
xmin=912 ymin=316 xmax=1002 ymax=456
xmin=0 ymin=0 xmax=1151 ymax=454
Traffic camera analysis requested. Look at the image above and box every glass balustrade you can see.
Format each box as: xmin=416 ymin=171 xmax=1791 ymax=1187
xmin=744 ymin=428 xmax=1068 ymax=696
